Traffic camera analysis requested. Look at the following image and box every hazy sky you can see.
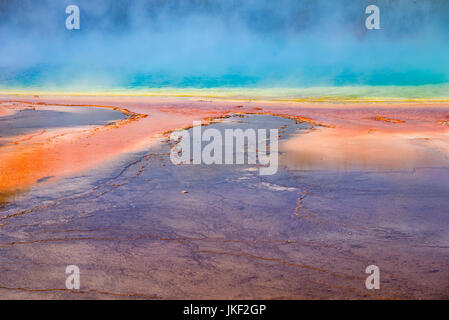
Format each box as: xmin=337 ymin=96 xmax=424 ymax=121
xmin=0 ymin=0 xmax=448 ymax=89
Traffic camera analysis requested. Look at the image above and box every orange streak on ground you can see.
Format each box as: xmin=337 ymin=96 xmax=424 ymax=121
xmin=0 ymin=101 xmax=232 ymax=196
xmin=1 ymin=95 xmax=449 ymax=197
xmin=0 ymin=104 xmax=16 ymax=117
xmin=373 ymin=116 xmax=406 ymax=123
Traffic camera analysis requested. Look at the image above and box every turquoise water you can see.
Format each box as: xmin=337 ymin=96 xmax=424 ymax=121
xmin=1 ymin=66 xmax=449 ymax=100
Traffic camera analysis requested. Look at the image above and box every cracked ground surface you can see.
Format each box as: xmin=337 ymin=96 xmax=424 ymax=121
xmin=0 ymin=105 xmax=448 ymax=299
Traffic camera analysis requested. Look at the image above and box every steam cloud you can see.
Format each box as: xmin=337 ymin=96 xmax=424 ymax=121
xmin=0 ymin=0 xmax=448 ymax=89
